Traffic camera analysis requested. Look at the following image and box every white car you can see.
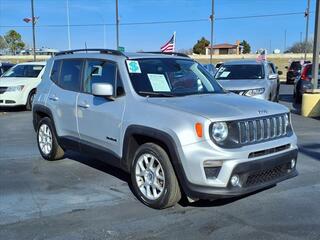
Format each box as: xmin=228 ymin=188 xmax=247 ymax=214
xmin=0 ymin=62 xmax=46 ymax=110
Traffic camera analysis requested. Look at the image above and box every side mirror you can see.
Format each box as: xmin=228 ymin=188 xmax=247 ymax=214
xmin=92 ymin=83 xmax=114 ymax=98
xmin=269 ymin=74 xmax=278 ymax=80
xmin=278 ymin=70 xmax=283 ymax=75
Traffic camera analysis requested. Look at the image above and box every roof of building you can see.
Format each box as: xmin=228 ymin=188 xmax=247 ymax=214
xmin=206 ymin=43 xmax=238 ymax=49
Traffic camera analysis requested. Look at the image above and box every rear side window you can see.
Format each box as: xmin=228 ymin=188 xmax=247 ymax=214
xmin=83 ymin=60 xmax=117 ymax=94
xmin=50 ymin=60 xmax=61 ymax=84
xmin=59 ymin=59 xmax=83 ymax=92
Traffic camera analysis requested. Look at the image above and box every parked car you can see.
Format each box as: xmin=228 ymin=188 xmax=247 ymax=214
xmin=215 ymin=60 xmax=281 ymax=102
xmin=33 ymin=49 xmax=298 ymax=209
xmin=286 ymin=60 xmax=310 ymax=84
xmin=0 ymin=62 xmax=14 ymax=75
xmin=0 ymin=62 xmax=46 ymax=110
xmin=293 ymin=63 xmax=320 ymax=103
xmin=202 ymin=63 xmax=216 ymax=76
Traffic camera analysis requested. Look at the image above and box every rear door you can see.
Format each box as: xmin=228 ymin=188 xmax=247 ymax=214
xmin=77 ymin=59 xmax=125 ymax=157
xmin=47 ymin=59 xmax=83 ymax=142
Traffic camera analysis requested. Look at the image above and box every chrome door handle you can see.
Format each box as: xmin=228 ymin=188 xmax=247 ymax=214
xmin=49 ymin=95 xmax=59 ymax=101
xmin=78 ymin=103 xmax=90 ymax=109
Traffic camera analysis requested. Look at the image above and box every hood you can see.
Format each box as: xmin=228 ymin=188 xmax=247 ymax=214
xmin=0 ymin=77 xmax=35 ymax=87
xmin=146 ymin=93 xmax=288 ymax=121
xmin=218 ymin=79 xmax=267 ymax=91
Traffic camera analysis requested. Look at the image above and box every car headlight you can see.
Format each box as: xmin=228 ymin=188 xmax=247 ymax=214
xmin=211 ymin=122 xmax=228 ymax=142
xmin=245 ymin=88 xmax=265 ymax=96
xmin=6 ymin=85 xmax=24 ymax=92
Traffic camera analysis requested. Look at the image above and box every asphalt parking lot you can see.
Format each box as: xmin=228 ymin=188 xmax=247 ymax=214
xmin=0 ymin=84 xmax=320 ymax=240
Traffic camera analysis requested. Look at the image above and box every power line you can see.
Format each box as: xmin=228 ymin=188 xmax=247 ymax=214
xmin=0 ymin=11 xmax=308 ymax=28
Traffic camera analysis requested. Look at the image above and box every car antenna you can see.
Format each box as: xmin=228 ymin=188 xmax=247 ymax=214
xmin=84 ymin=42 xmax=88 ymax=53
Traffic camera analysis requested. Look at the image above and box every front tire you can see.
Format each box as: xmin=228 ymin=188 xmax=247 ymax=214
xmin=37 ymin=117 xmax=64 ymax=161
xmin=26 ymin=90 xmax=35 ymax=111
xmin=131 ymin=143 xmax=181 ymax=209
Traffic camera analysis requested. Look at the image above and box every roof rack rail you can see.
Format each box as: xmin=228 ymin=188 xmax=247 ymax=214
xmin=55 ymin=48 xmax=127 ymax=57
xmin=141 ymin=51 xmax=190 ymax=58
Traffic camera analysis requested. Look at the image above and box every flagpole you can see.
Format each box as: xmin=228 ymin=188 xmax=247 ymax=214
xmin=173 ymin=31 xmax=176 ymax=52
xmin=66 ymin=0 xmax=71 ymax=50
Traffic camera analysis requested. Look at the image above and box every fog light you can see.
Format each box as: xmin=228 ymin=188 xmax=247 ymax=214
xmin=230 ymin=174 xmax=241 ymax=187
xmin=290 ymin=159 xmax=296 ymax=169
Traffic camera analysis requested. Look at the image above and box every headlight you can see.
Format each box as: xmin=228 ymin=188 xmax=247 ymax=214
xmin=6 ymin=85 xmax=24 ymax=92
xmin=245 ymin=88 xmax=265 ymax=96
xmin=211 ymin=122 xmax=228 ymax=142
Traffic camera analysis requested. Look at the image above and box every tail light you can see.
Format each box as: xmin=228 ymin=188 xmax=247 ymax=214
xmin=301 ymin=65 xmax=311 ymax=81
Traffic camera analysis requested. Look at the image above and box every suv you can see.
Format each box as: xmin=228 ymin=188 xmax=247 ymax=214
xmin=33 ymin=49 xmax=298 ymax=209
xmin=0 ymin=62 xmax=14 ymax=75
xmin=215 ymin=60 xmax=281 ymax=102
xmin=293 ymin=63 xmax=320 ymax=103
xmin=286 ymin=60 xmax=310 ymax=84
xmin=0 ymin=62 xmax=46 ymax=110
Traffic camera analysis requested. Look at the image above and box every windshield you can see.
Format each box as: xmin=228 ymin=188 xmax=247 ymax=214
xmin=127 ymin=58 xmax=224 ymax=97
xmin=215 ymin=64 xmax=264 ymax=80
xmin=2 ymin=64 xmax=44 ymax=78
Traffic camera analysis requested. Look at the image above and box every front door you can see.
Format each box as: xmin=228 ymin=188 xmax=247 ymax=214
xmin=77 ymin=59 xmax=125 ymax=157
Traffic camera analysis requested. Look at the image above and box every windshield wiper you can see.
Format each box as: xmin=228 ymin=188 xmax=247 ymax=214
xmin=138 ymin=91 xmax=175 ymax=97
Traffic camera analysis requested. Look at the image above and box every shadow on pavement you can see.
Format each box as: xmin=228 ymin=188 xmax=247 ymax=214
xmin=65 ymin=151 xmax=130 ymax=183
xmin=298 ymin=143 xmax=320 ymax=162
xmin=0 ymin=106 xmax=26 ymax=112
xmin=179 ymin=185 xmax=275 ymax=208
xmin=62 ymin=150 xmax=273 ymax=209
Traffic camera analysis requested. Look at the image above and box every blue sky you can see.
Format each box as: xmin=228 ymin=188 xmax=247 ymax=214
xmin=0 ymin=0 xmax=316 ymax=52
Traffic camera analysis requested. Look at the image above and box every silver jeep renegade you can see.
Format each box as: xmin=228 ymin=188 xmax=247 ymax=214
xmin=33 ymin=49 xmax=298 ymax=209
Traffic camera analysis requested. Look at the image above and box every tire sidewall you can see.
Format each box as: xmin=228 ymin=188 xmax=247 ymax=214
xmin=37 ymin=117 xmax=58 ymax=160
xmin=131 ymin=144 xmax=175 ymax=209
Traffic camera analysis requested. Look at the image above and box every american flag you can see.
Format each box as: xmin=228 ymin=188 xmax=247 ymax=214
xmin=160 ymin=33 xmax=175 ymax=52
xmin=23 ymin=17 xmax=39 ymax=24
xmin=257 ymin=49 xmax=267 ymax=61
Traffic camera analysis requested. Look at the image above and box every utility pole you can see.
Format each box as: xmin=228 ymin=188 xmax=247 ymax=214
xmin=31 ymin=0 xmax=36 ymax=61
xmin=210 ymin=0 xmax=214 ymax=65
xmin=284 ymin=29 xmax=287 ymax=53
xmin=311 ymin=0 xmax=320 ymax=90
xmin=116 ymin=0 xmax=119 ymax=49
xmin=304 ymin=0 xmax=311 ymax=60
xmin=66 ymin=0 xmax=71 ymax=50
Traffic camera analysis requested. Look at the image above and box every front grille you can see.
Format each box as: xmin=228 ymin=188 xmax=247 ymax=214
xmin=245 ymin=163 xmax=289 ymax=186
xmin=0 ymin=87 xmax=8 ymax=94
xmin=237 ymin=114 xmax=288 ymax=144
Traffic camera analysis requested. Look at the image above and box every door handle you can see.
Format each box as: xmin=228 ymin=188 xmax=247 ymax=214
xmin=49 ymin=95 xmax=59 ymax=101
xmin=78 ymin=103 xmax=90 ymax=109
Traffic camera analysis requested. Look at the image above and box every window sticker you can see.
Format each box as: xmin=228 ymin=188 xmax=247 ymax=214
xmin=219 ymin=71 xmax=230 ymax=78
xmin=147 ymin=74 xmax=171 ymax=92
xmin=126 ymin=60 xmax=141 ymax=73
xmin=33 ymin=66 xmax=43 ymax=70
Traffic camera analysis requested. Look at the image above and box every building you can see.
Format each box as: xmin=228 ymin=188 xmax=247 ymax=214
xmin=205 ymin=41 xmax=242 ymax=55
xmin=20 ymin=48 xmax=59 ymax=56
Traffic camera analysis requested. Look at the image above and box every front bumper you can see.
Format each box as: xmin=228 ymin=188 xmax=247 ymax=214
xmin=0 ymin=91 xmax=26 ymax=106
xmin=182 ymin=149 xmax=298 ymax=199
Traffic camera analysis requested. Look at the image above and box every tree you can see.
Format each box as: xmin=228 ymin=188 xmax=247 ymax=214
xmin=4 ymin=30 xmax=25 ymax=54
xmin=193 ymin=37 xmax=210 ymax=55
xmin=240 ymin=40 xmax=251 ymax=54
xmin=0 ymin=36 xmax=7 ymax=50
xmin=286 ymin=41 xmax=313 ymax=53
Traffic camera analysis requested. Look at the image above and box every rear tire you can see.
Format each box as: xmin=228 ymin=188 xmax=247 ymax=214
xmin=131 ymin=143 xmax=181 ymax=209
xmin=37 ymin=117 xmax=64 ymax=161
